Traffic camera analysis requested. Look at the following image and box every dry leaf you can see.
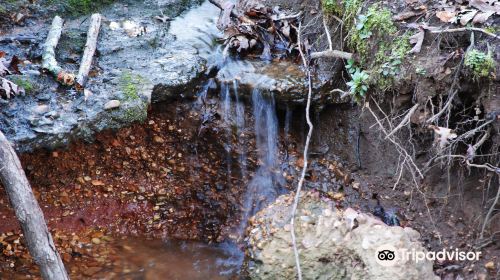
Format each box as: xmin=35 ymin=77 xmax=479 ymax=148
xmin=0 ymin=58 xmax=9 ymax=76
xmin=470 ymin=0 xmax=500 ymax=14
xmin=393 ymin=10 xmax=425 ymax=21
xmin=472 ymin=11 xmax=495 ymax=23
xmin=436 ymin=11 xmax=456 ymax=22
xmin=154 ymin=15 xmax=171 ymax=23
xmin=0 ymin=77 xmax=25 ymax=99
xmin=430 ymin=125 xmax=457 ymax=148
xmin=459 ymin=9 xmax=478 ymax=25
xmin=409 ymin=29 xmax=425 ymax=54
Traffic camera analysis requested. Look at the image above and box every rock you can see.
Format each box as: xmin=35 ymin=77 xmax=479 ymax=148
xmin=104 ymin=100 xmax=121 ymax=110
xmin=484 ymin=261 xmax=495 ymax=270
xmin=0 ymin=0 xmax=213 ymax=152
xmin=153 ymin=136 xmax=164 ymax=144
xmin=33 ymin=105 xmax=49 ymax=115
xmin=91 ymin=238 xmax=100 ymax=245
xmin=216 ymin=59 xmax=346 ymax=105
xmin=246 ymin=191 xmax=438 ymax=280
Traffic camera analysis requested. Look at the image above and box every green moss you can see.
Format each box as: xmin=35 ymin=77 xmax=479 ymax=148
xmin=348 ymin=5 xmax=397 ymax=61
xmin=45 ymin=0 xmax=114 ymax=16
xmin=322 ymin=0 xmax=342 ymax=14
xmin=120 ymin=72 xmax=143 ymax=101
xmin=342 ymin=0 xmax=363 ymax=29
xmin=464 ymin=49 xmax=495 ymax=80
xmin=123 ymin=102 xmax=148 ymax=123
xmin=10 ymin=77 xmax=34 ymax=94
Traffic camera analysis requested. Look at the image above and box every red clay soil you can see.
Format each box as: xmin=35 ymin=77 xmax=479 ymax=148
xmin=0 ymin=100 xmax=253 ymax=278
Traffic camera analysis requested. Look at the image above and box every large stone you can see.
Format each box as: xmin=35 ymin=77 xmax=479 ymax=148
xmin=0 ymin=0 xmax=215 ymax=152
xmin=246 ymin=191 xmax=438 ymax=280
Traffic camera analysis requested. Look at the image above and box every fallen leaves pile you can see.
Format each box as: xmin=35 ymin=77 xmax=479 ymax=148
xmin=0 ymin=51 xmax=24 ymax=99
xmin=213 ymin=0 xmax=301 ymax=60
xmin=435 ymin=0 xmax=500 ymax=25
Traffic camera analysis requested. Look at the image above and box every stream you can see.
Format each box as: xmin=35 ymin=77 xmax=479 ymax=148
xmin=109 ymin=1 xmax=287 ymax=278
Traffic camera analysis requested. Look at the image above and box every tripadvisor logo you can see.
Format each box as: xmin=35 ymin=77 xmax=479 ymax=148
xmin=375 ymin=244 xmax=481 ymax=267
xmin=375 ymin=244 xmax=398 ymax=267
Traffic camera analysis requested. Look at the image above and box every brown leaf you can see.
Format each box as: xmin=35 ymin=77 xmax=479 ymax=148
xmin=393 ymin=10 xmax=424 ymax=21
xmin=436 ymin=11 xmax=456 ymax=22
xmin=0 ymin=77 xmax=25 ymax=99
xmin=9 ymin=56 xmax=21 ymax=74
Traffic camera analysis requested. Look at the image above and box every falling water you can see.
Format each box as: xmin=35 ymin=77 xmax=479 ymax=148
xmin=234 ymin=81 xmax=247 ymax=179
xmin=237 ymin=89 xmax=283 ymax=233
xmin=220 ymin=83 xmax=233 ymax=181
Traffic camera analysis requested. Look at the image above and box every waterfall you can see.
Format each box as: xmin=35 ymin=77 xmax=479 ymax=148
xmin=234 ymin=81 xmax=247 ymax=179
xmin=220 ymin=83 xmax=232 ymax=181
xmin=237 ymin=89 xmax=283 ymax=233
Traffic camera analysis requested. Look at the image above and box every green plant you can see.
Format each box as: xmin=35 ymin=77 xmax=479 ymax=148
xmin=347 ymin=69 xmax=369 ymax=102
xmin=464 ymin=49 xmax=495 ymax=80
xmin=10 ymin=77 xmax=34 ymax=94
xmin=416 ymin=67 xmax=426 ymax=76
xmin=372 ymin=35 xmax=411 ymax=90
xmin=348 ymin=5 xmax=396 ymax=60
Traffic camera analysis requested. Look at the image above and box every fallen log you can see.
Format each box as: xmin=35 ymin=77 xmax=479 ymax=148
xmin=310 ymin=49 xmax=353 ymax=60
xmin=76 ymin=13 xmax=102 ymax=88
xmin=42 ymin=16 xmax=75 ymax=86
xmin=0 ymin=131 xmax=69 ymax=280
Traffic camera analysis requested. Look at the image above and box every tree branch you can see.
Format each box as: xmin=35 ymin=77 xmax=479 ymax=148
xmin=76 ymin=13 xmax=101 ymax=88
xmin=310 ymin=49 xmax=353 ymax=60
xmin=42 ymin=16 xmax=74 ymax=86
xmin=0 ymin=131 xmax=69 ymax=280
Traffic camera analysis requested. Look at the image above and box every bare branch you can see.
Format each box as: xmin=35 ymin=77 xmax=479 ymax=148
xmin=310 ymin=49 xmax=353 ymax=60
xmin=290 ymin=21 xmax=314 ymax=280
xmin=385 ymin=103 xmax=419 ymax=139
xmin=76 ymin=13 xmax=102 ymax=88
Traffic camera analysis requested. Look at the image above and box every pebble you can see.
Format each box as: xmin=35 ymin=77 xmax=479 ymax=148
xmin=33 ymin=105 xmax=49 ymax=115
xmin=91 ymin=238 xmax=101 ymax=245
xmin=104 ymin=100 xmax=121 ymax=110
xmin=153 ymin=136 xmax=164 ymax=143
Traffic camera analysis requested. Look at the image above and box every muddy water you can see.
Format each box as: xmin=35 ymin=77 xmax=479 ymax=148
xmin=106 ymin=238 xmax=243 ymax=279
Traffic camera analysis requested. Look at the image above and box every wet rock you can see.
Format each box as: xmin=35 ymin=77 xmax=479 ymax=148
xmin=216 ymin=59 xmax=348 ymax=105
xmin=246 ymin=191 xmax=438 ymax=280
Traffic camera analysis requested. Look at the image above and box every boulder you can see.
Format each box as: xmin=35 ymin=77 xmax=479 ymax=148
xmin=246 ymin=191 xmax=438 ymax=280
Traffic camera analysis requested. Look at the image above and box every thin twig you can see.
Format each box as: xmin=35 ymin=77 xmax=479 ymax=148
xmin=323 ymin=16 xmax=333 ymax=51
xmin=385 ymin=103 xmax=419 ymax=139
xmin=481 ymin=174 xmax=500 ymax=238
xmin=290 ymin=21 xmax=313 ymax=280
xmin=429 ymin=27 xmax=500 ymax=40
xmin=426 ymin=90 xmax=457 ymax=124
